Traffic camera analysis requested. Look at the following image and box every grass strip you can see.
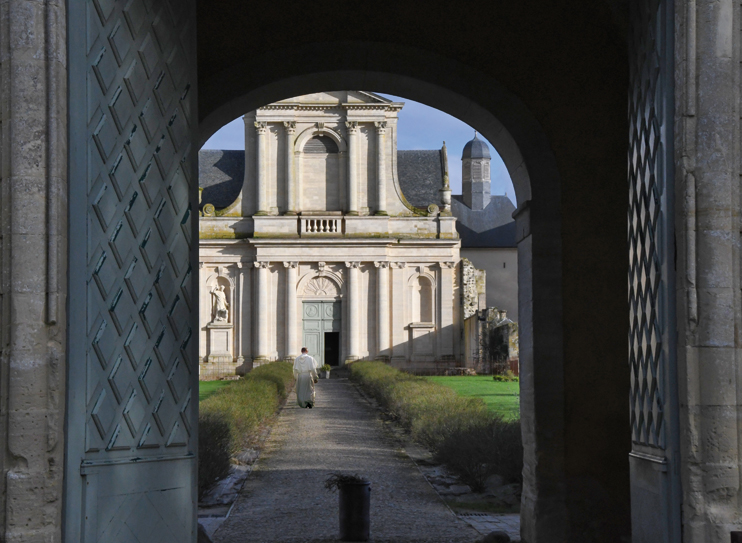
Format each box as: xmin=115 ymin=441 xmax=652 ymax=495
xmin=424 ymin=376 xmax=520 ymax=420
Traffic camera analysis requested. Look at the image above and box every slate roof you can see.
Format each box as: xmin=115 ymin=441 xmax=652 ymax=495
xmin=199 ymin=149 xmax=244 ymax=209
xmin=462 ymin=134 xmax=491 ymax=159
xmin=395 ymin=149 xmax=515 ymax=248
xmin=452 ymin=195 xmax=517 ymax=248
xmin=396 ymin=150 xmax=445 ymax=208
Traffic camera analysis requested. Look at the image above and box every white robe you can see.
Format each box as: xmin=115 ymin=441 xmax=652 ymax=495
xmin=293 ymin=354 xmax=319 ymax=408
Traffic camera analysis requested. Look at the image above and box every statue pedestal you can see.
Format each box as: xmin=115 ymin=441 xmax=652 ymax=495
xmin=206 ymin=322 xmax=233 ymax=365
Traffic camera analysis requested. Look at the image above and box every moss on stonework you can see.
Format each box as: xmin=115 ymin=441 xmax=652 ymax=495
xmin=199 ymin=231 xmax=251 ymax=240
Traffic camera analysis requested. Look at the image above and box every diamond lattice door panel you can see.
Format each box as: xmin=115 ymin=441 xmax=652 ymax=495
xmin=627 ymin=0 xmax=681 ymax=540
xmin=66 ymin=0 xmax=198 ymax=541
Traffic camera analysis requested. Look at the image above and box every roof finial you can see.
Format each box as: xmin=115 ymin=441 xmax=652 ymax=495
xmin=474 ymin=130 xmax=478 ymax=138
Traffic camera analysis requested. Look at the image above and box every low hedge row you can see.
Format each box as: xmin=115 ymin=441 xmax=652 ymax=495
xmin=198 ymin=361 xmax=294 ymax=498
xmin=349 ymin=361 xmax=523 ymax=491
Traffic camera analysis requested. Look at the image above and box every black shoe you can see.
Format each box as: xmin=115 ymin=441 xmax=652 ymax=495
xmin=307 ymin=403 xmax=313 ymax=409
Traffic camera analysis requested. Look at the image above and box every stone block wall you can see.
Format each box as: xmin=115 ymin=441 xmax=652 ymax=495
xmin=0 ymin=1 xmax=68 ymax=540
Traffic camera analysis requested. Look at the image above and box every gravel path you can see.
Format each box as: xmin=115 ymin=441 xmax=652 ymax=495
xmin=214 ymin=377 xmax=481 ymax=543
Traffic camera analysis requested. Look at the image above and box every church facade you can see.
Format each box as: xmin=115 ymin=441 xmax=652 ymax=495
xmin=198 ymin=91 xmax=513 ymax=378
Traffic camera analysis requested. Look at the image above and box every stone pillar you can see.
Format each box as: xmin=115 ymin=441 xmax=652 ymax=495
xmin=237 ymin=262 xmax=252 ymax=369
xmin=438 ymin=262 xmax=455 ymax=359
xmin=254 ymin=262 xmax=271 ymax=361
xmin=346 ymin=262 xmax=361 ymax=360
xmin=254 ymin=121 xmax=269 ymax=215
xmin=284 ymin=262 xmax=299 ymax=359
xmin=345 ymin=121 xmax=359 ymax=215
xmin=390 ymin=262 xmax=407 ymax=364
xmin=375 ymin=121 xmax=388 ymax=215
xmin=375 ymin=262 xmax=390 ymax=358
xmin=284 ymin=121 xmax=297 ymax=215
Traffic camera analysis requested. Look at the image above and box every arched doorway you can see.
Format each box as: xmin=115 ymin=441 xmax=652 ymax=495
xmin=65 ymin=2 xmax=631 ymax=541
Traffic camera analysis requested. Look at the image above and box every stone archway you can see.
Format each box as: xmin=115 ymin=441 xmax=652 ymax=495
xmin=196 ymin=60 xmax=567 ymax=540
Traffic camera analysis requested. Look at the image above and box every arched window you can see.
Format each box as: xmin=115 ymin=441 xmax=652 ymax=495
xmin=303 ymin=135 xmax=339 ymax=154
xmin=301 ymin=135 xmax=341 ymax=211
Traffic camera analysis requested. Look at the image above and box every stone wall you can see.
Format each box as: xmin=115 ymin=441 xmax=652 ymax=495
xmin=0 ymin=1 xmax=68 ymax=540
xmin=675 ymin=1 xmax=742 ymax=540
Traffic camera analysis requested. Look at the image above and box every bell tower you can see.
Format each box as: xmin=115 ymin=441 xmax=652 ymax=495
xmin=462 ymin=132 xmax=491 ymax=210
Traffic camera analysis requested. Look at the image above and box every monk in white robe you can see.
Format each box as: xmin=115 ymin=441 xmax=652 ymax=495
xmin=293 ymin=348 xmax=319 ymax=408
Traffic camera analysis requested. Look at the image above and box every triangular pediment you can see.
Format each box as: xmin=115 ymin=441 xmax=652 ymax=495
xmin=273 ymin=91 xmax=392 ymax=106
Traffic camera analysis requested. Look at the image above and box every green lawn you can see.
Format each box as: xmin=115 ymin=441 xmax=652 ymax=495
xmin=424 ymin=376 xmax=520 ymax=420
xmin=199 ymin=380 xmax=234 ymax=401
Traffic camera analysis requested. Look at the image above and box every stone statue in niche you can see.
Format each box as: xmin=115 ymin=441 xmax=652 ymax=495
xmin=211 ymin=285 xmax=229 ymax=322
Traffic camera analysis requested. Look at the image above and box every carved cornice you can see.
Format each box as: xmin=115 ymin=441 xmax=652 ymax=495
xmin=253 ymin=261 xmax=271 ymax=269
xmin=254 ymin=121 xmax=268 ymax=135
xmin=374 ymin=261 xmax=390 ymax=269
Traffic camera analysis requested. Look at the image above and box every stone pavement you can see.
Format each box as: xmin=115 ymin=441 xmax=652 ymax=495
xmin=213 ymin=377 xmax=483 ymax=543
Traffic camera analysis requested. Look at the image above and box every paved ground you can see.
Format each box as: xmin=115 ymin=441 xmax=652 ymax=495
xmin=214 ymin=377 xmax=483 ymax=543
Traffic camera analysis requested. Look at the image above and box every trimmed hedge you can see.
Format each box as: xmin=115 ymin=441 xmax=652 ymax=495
xmin=198 ymin=361 xmax=293 ymax=498
xmin=349 ymin=361 xmax=522 ymax=491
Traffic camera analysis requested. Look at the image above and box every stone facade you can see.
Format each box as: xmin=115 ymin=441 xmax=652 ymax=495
xmin=199 ymin=92 xmax=463 ymax=376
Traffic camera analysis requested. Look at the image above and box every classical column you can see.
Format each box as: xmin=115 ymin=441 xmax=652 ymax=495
xmin=374 ymin=262 xmax=390 ymax=358
xmin=346 ymin=262 xmax=361 ymax=360
xmin=254 ymin=121 xmax=269 ymax=215
xmin=284 ymin=122 xmax=297 ymax=215
xmin=254 ymin=262 xmax=270 ymax=361
xmin=390 ymin=262 xmax=407 ymax=363
xmin=345 ymin=121 xmax=359 ymax=215
xmin=284 ymin=262 xmax=299 ymax=359
xmin=438 ymin=262 xmax=456 ymax=359
xmin=375 ymin=121 xmax=388 ymax=215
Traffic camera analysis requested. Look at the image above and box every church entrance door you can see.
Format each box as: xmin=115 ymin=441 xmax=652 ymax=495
xmin=302 ymin=301 xmax=341 ymax=366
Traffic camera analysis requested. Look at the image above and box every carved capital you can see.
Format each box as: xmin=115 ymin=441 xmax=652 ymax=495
xmin=199 ymin=262 xmax=205 ymax=269
xmin=254 ymin=121 xmax=268 ymax=135
xmin=374 ymin=121 xmax=387 ymax=134
xmin=374 ymin=261 xmax=390 ymax=269
xmin=283 ymin=261 xmax=298 ymax=269
xmin=254 ymin=261 xmax=270 ymax=269
xmin=441 ymin=261 xmax=456 ymax=269
xmin=317 ymin=262 xmax=326 ymax=272
xmin=283 ymin=121 xmax=296 ymax=134
xmin=391 ymin=262 xmax=407 ymax=269
xmin=345 ymin=261 xmax=361 ymax=269
xmin=316 ymin=121 xmax=325 ymax=132
xmin=345 ymin=121 xmax=359 ymax=134
xmin=236 ymin=262 xmax=244 ymax=269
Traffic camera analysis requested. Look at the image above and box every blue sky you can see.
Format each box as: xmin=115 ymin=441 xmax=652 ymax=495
xmin=201 ymin=93 xmax=515 ymax=203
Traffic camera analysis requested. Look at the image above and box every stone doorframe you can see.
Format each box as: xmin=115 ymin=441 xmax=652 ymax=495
xmin=197 ymin=57 xmax=565 ymax=540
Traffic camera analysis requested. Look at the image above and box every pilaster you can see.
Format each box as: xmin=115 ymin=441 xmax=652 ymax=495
xmin=390 ymin=262 xmax=407 ymax=364
xmin=284 ymin=122 xmax=297 ymax=215
xmin=374 ymin=262 xmax=390 ymax=358
xmin=375 ymin=121 xmax=388 ymax=215
xmin=254 ymin=261 xmax=271 ymax=361
xmin=345 ymin=121 xmax=359 ymax=215
xmin=255 ymin=121 xmax=269 ymax=215
xmin=284 ymin=262 xmax=299 ymax=359
xmin=346 ymin=261 xmax=361 ymax=360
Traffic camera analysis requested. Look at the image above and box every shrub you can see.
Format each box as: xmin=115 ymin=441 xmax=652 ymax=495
xmin=198 ymin=361 xmax=294 ymax=497
xmin=493 ymin=370 xmax=519 ymax=382
xmin=433 ymin=417 xmax=523 ymax=491
xmin=198 ymin=412 xmax=232 ymax=499
xmin=349 ymin=361 xmax=522 ymax=492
